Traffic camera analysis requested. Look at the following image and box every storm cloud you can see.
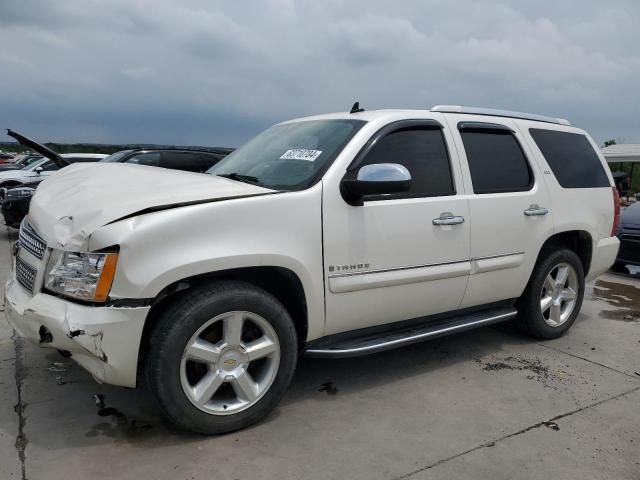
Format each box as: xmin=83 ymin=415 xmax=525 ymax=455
xmin=1 ymin=0 xmax=638 ymax=147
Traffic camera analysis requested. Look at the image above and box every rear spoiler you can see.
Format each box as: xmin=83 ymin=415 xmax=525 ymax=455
xmin=6 ymin=129 xmax=69 ymax=167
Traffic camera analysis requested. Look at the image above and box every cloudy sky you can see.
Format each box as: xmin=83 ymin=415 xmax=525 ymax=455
xmin=1 ymin=0 xmax=639 ymax=147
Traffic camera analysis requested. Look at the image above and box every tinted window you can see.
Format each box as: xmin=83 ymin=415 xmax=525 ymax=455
xmin=460 ymin=129 xmax=532 ymax=194
xmin=102 ymin=150 xmax=134 ymax=163
xmin=161 ymin=152 xmax=209 ymax=172
xmin=40 ymin=160 xmax=60 ymax=172
xmin=529 ymin=129 xmax=609 ymax=188
xmin=357 ymin=127 xmax=454 ymax=199
xmin=124 ymin=152 xmax=160 ymax=167
xmin=199 ymin=153 xmax=222 ymax=169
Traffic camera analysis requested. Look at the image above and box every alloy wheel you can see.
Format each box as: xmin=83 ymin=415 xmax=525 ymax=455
xmin=179 ymin=311 xmax=280 ymax=415
xmin=540 ymin=262 xmax=579 ymax=327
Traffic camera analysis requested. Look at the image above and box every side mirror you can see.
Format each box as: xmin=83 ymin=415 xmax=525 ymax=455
xmin=34 ymin=166 xmax=43 ymax=174
xmin=341 ymin=163 xmax=411 ymax=206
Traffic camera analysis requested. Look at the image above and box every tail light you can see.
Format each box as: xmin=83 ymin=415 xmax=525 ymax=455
xmin=611 ymin=187 xmax=621 ymax=236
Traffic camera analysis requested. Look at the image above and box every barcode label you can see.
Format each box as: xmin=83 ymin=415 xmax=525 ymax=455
xmin=280 ymin=149 xmax=323 ymax=161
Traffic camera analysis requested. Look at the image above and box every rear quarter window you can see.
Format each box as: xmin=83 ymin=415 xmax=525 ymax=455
xmin=529 ymin=129 xmax=610 ymax=188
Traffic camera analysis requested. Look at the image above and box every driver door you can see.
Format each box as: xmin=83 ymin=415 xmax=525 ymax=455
xmin=29 ymin=160 xmax=61 ymax=180
xmin=322 ymin=120 xmax=471 ymax=335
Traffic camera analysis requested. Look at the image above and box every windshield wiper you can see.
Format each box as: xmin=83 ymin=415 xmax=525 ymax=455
xmin=217 ymin=173 xmax=261 ymax=185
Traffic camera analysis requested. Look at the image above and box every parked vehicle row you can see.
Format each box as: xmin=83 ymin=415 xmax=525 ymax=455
xmin=1 ymin=130 xmax=226 ymax=228
xmin=0 ymin=154 xmax=43 ymax=172
xmin=4 ymin=104 xmax=620 ymax=434
xmin=0 ymin=154 xmax=107 ymax=189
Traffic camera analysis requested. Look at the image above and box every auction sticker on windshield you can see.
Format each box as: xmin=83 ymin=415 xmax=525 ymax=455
xmin=280 ymin=149 xmax=322 ymax=161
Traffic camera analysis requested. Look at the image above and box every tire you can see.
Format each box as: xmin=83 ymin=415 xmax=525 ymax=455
xmin=610 ymin=262 xmax=628 ymax=274
xmin=514 ymin=248 xmax=585 ymax=339
xmin=146 ymin=281 xmax=298 ymax=434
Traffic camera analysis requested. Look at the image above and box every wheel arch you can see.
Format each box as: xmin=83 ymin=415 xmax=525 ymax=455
xmin=0 ymin=180 xmax=22 ymax=189
xmin=538 ymin=229 xmax=593 ymax=275
xmin=136 ymin=265 xmax=309 ymax=385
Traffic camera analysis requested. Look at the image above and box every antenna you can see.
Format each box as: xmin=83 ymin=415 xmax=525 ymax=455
xmin=350 ymin=101 xmax=365 ymax=114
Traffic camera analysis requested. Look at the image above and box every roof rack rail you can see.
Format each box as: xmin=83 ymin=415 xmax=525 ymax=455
xmin=430 ymin=105 xmax=571 ymax=126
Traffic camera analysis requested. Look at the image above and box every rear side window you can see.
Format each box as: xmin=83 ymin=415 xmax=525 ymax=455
xmin=124 ymin=152 xmax=160 ymax=167
xmin=358 ymin=127 xmax=454 ymax=199
xmin=162 ymin=152 xmax=220 ymax=172
xmin=529 ymin=129 xmax=609 ymax=188
xmin=161 ymin=152 xmax=206 ymax=172
xmin=460 ymin=129 xmax=532 ymax=194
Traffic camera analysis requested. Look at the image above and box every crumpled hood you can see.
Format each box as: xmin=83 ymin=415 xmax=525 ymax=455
xmin=28 ymin=163 xmax=274 ymax=249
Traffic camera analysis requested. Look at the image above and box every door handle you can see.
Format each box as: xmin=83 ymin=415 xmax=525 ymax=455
xmin=433 ymin=212 xmax=465 ymax=226
xmin=524 ymin=204 xmax=549 ymax=216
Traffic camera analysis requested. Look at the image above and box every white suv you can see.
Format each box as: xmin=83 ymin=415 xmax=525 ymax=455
xmin=5 ymin=105 xmax=620 ymax=434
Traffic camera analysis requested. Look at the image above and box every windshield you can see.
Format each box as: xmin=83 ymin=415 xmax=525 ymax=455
xmin=207 ymin=119 xmax=365 ymax=190
xmin=102 ymin=150 xmax=135 ymax=163
xmin=19 ymin=156 xmax=42 ymax=170
xmin=22 ymin=158 xmax=47 ymax=171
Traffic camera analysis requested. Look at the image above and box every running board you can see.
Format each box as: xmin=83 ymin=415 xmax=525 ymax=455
xmin=304 ymin=306 xmax=517 ymax=358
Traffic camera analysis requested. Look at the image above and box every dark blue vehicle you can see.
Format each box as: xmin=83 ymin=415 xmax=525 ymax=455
xmin=614 ymin=202 xmax=640 ymax=271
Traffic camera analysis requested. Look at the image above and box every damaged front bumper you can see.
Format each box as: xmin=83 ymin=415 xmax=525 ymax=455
xmin=4 ymin=277 xmax=149 ymax=387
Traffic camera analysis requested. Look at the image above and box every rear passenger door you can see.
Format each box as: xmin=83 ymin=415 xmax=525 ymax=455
xmin=445 ymin=116 xmax=554 ymax=308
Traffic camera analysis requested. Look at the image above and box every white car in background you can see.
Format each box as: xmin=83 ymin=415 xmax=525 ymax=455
xmin=0 ymin=130 xmax=107 ymax=189
xmin=0 ymin=154 xmax=107 ymax=189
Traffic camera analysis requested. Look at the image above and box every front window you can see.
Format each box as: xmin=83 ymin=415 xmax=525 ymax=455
xmin=24 ymin=159 xmax=48 ymax=171
xmin=40 ymin=160 xmax=61 ymax=172
xmin=208 ymin=119 xmax=365 ymax=190
xmin=101 ymin=150 xmax=135 ymax=163
xmin=21 ymin=157 xmax=44 ymax=170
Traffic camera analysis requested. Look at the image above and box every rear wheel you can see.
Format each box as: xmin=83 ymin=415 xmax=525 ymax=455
xmin=515 ymin=248 xmax=585 ymax=339
xmin=146 ymin=281 xmax=298 ymax=434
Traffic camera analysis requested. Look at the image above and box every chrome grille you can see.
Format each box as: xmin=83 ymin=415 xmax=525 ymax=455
xmin=18 ymin=221 xmax=47 ymax=260
xmin=15 ymin=257 xmax=37 ymax=293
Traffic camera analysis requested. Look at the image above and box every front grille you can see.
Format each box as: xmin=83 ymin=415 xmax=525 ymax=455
xmin=18 ymin=221 xmax=47 ymax=260
xmin=15 ymin=257 xmax=37 ymax=293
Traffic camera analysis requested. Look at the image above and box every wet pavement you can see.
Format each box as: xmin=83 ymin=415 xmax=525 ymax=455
xmin=1 ymin=226 xmax=639 ymax=480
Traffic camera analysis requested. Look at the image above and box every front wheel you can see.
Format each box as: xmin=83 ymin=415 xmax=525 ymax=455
xmin=514 ymin=248 xmax=585 ymax=339
xmin=146 ymin=281 xmax=298 ymax=434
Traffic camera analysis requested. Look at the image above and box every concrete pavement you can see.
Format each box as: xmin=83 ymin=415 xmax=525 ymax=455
xmin=1 ymin=225 xmax=638 ymax=480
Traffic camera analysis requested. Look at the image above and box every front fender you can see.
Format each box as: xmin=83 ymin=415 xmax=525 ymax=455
xmin=89 ymin=186 xmax=326 ymax=339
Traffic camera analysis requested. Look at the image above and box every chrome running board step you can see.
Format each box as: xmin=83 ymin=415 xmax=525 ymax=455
xmin=304 ymin=306 xmax=517 ymax=358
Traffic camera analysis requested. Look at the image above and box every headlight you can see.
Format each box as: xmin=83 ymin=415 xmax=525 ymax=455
xmin=7 ymin=187 xmax=35 ymax=199
xmin=44 ymin=250 xmax=119 ymax=302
